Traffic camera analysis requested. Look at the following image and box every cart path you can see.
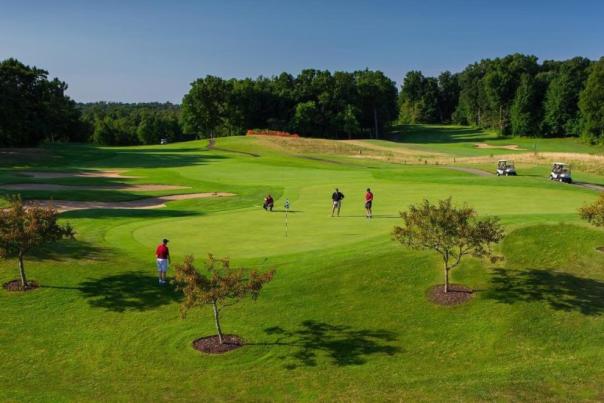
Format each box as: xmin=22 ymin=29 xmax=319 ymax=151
xmin=445 ymin=166 xmax=494 ymax=177
xmin=574 ymin=182 xmax=604 ymax=192
xmin=26 ymin=192 xmax=235 ymax=212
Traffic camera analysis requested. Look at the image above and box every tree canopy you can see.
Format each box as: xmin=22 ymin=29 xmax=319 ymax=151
xmin=0 ymin=58 xmax=85 ymax=146
xmin=401 ymin=54 xmax=602 ymax=142
xmin=180 ymin=69 xmax=398 ymax=139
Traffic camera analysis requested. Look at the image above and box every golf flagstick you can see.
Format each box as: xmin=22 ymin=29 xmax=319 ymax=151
xmin=284 ymin=199 xmax=290 ymax=238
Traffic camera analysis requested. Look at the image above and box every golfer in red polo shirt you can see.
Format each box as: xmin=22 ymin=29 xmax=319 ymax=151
xmin=155 ymin=239 xmax=170 ymax=285
xmin=365 ymin=188 xmax=373 ymax=219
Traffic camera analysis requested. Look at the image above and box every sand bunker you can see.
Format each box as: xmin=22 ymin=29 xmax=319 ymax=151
xmin=27 ymin=193 xmax=235 ymax=212
xmin=2 ymin=183 xmax=188 ymax=192
xmin=474 ymin=143 xmax=526 ymax=151
xmin=19 ymin=170 xmax=139 ymax=179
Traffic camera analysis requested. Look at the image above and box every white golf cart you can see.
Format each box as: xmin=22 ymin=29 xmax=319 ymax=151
xmin=496 ymin=160 xmax=516 ymax=176
xmin=550 ymin=162 xmax=572 ymax=183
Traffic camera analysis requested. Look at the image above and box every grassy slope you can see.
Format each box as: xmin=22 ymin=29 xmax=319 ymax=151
xmin=1 ymin=129 xmax=603 ymax=401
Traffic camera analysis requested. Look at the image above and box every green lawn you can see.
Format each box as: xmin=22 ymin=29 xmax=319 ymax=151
xmin=377 ymin=124 xmax=604 ymax=157
xmin=1 ymin=130 xmax=604 ymax=401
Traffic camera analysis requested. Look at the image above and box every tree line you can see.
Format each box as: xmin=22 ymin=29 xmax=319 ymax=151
xmin=0 ymin=58 xmax=86 ymax=147
xmin=400 ymin=54 xmax=604 ymax=141
xmin=181 ymin=69 xmax=398 ymax=140
xmin=79 ymin=102 xmax=187 ymax=146
xmin=1 ymin=55 xmax=603 ymax=147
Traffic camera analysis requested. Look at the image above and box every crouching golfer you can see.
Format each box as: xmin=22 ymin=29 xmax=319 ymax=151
xmin=263 ymin=194 xmax=274 ymax=212
xmin=365 ymin=188 xmax=373 ymax=219
xmin=331 ymin=188 xmax=345 ymax=217
xmin=155 ymin=238 xmax=170 ymax=285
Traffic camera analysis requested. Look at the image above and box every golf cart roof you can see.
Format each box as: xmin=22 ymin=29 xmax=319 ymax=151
xmin=553 ymin=162 xmax=568 ymax=166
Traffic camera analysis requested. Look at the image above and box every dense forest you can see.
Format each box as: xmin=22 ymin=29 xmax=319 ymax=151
xmin=400 ymin=54 xmax=604 ymax=142
xmin=1 ymin=54 xmax=603 ymax=147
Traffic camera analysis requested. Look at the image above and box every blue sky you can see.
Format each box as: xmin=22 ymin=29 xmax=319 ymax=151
xmin=1 ymin=0 xmax=602 ymax=103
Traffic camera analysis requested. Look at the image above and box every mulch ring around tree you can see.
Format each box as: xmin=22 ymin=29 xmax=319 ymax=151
xmin=3 ymin=280 xmax=39 ymax=292
xmin=426 ymin=284 xmax=473 ymax=306
xmin=192 ymin=335 xmax=244 ymax=354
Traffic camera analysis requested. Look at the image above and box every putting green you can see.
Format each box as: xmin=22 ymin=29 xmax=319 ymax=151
xmin=122 ymin=179 xmax=595 ymax=259
xmin=1 ymin=128 xmax=604 ymax=401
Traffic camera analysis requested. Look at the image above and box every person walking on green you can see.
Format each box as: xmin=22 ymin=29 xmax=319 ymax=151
xmin=331 ymin=188 xmax=345 ymax=217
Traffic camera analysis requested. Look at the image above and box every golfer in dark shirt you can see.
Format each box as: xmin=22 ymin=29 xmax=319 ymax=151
xmin=331 ymin=188 xmax=345 ymax=217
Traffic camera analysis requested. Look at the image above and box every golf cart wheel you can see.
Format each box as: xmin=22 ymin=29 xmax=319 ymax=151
xmin=497 ymin=173 xmax=500 ymax=176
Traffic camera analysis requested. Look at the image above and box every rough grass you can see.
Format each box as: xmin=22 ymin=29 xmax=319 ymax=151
xmin=1 ymin=127 xmax=604 ymax=401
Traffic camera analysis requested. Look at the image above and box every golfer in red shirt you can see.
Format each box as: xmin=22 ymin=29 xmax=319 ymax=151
xmin=365 ymin=188 xmax=373 ymax=219
xmin=155 ymin=239 xmax=170 ymax=285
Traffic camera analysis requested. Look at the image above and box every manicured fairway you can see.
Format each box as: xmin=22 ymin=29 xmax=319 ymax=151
xmin=1 ymin=127 xmax=604 ymax=401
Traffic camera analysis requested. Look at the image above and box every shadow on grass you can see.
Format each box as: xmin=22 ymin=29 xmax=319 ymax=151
xmin=259 ymin=320 xmax=401 ymax=369
xmin=30 ymin=239 xmax=109 ymax=262
xmin=486 ymin=268 xmax=604 ymax=315
xmin=77 ymin=272 xmax=181 ymax=312
xmin=386 ymin=124 xmax=494 ymax=144
xmin=49 ymin=145 xmax=228 ymax=169
xmin=60 ymin=208 xmax=201 ymax=220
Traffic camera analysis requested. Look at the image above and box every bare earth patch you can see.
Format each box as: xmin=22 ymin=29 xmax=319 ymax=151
xmin=426 ymin=284 xmax=473 ymax=306
xmin=3 ymin=280 xmax=39 ymax=292
xmin=597 ymin=246 xmax=604 ymax=253
xmin=474 ymin=143 xmax=526 ymax=151
xmin=18 ymin=170 xmax=139 ymax=179
xmin=192 ymin=335 xmax=243 ymax=354
xmin=1 ymin=183 xmax=188 ymax=192
xmin=27 ymin=192 xmax=235 ymax=212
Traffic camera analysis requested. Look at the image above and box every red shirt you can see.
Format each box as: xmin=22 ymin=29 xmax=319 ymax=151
xmin=156 ymin=244 xmax=169 ymax=259
xmin=365 ymin=192 xmax=373 ymax=201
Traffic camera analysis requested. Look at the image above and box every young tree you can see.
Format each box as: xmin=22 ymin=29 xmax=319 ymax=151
xmin=0 ymin=196 xmax=74 ymax=290
xmin=393 ymin=198 xmax=504 ymax=293
xmin=173 ymin=255 xmax=274 ymax=344
xmin=579 ymin=194 xmax=604 ymax=227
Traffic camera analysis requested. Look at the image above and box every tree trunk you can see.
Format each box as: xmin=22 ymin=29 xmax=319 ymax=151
xmin=444 ymin=263 xmax=449 ymax=293
xmin=373 ymin=107 xmax=379 ymax=139
xmin=212 ymin=301 xmax=224 ymax=344
xmin=18 ymin=252 xmax=27 ymax=288
xmin=499 ymin=105 xmax=504 ymax=134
